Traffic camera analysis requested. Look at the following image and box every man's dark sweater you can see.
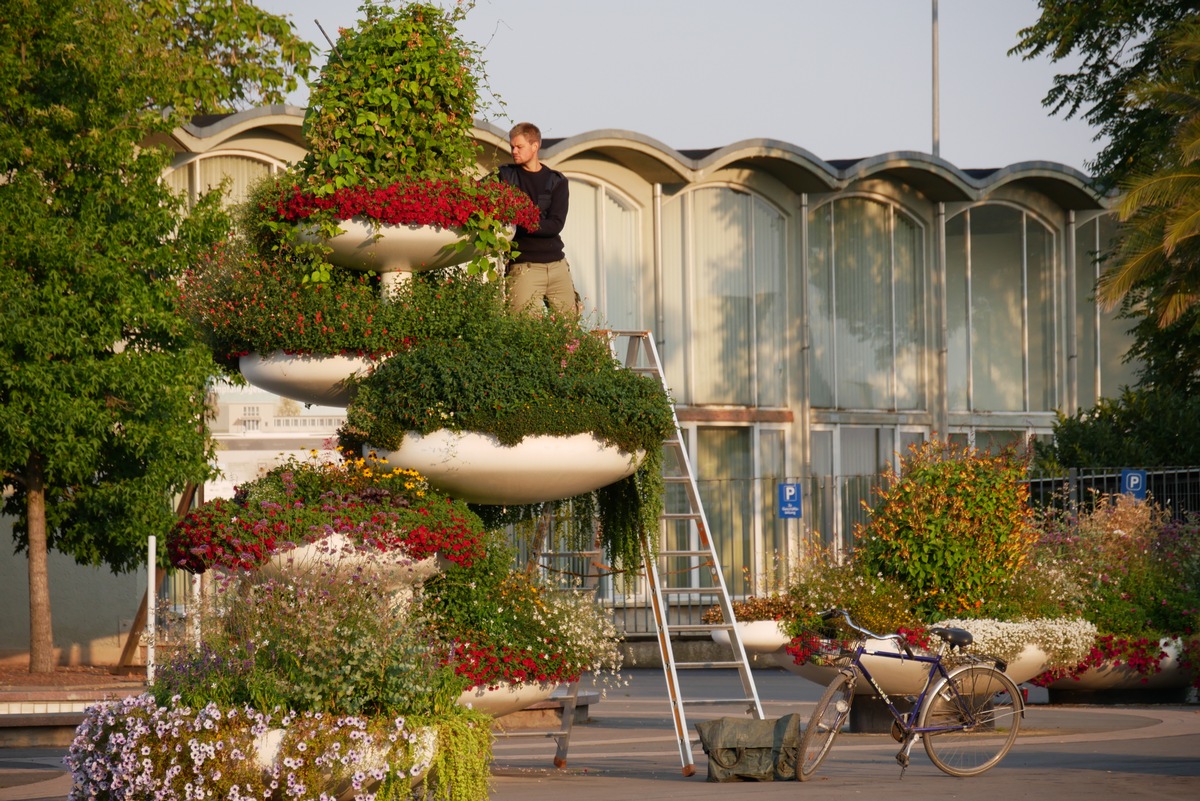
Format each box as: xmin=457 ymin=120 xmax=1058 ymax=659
xmin=499 ymin=163 xmax=569 ymax=263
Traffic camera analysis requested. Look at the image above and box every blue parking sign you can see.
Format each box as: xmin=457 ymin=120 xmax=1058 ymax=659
xmin=778 ymin=483 xmax=802 ymax=518
xmin=1121 ymin=469 xmax=1148 ymax=500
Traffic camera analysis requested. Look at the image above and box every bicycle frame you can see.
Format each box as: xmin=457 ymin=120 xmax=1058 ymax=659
xmin=843 ymin=640 xmax=986 ymax=737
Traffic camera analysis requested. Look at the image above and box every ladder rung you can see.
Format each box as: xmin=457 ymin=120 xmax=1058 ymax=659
xmin=655 ymin=549 xmax=712 ymax=557
xmin=675 ymin=661 xmax=749 ymax=670
xmin=656 ymin=587 xmax=720 ymax=595
xmin=661 ymin=512 xmax=702 ymax=521
xmin=663 ymin=475 xmax=691 ymax=483
xmin=682 ymin=697 xmax=760 ymax=706
xmin=669 ymin=623 xmax=732 ymax=632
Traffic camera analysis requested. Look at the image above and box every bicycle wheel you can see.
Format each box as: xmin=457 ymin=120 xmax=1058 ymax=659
xmin=919 ymin=664 xmax=1022 ymax=777
xmin=797 ymin=670 xmax=854 ymax=781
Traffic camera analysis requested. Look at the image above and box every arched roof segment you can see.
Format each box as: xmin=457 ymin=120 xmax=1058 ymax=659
xmin=687 ymin=139 xmax=841 ymax=194
xmin=974 ymin=161 xmax=1112 ymax=211
xmin=167 ymin=105 xmax=306 ymax=154
xmin=540 ymin=129 xmax=694 ymax=184
xmin=836 ymin=152 xmax=1109 ymax=210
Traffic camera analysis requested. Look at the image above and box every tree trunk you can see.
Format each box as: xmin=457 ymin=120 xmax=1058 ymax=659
xmin=26 ymin=452 xmax=54 ymax=674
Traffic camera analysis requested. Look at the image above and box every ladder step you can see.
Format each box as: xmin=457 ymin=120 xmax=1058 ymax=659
xmin=681 ymin=697 xmax=760 ymax=707
xmin=675 ymin=661 xmax=750 ymax=670
xmin=661 ymin=512 xmax=702 ymax=521
xmin=670 ymin=623 xmax=733 ymax=632
xmin=655 ymin=549 xmax=713 ymax=557
xmin=656 ymin=586 xmax=720 ymax=595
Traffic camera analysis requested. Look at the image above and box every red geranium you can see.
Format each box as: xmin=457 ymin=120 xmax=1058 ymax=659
xmin=274 ymin=178 xmax=541 ymax=232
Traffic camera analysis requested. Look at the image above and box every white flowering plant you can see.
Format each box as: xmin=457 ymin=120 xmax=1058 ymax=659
xmin=67 ymin=698 xmax=436 ymax=801
xmin=931 ymin=617 xmax=1098 ymax=672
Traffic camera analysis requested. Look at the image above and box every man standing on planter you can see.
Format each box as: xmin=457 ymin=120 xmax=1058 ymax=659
xmin=499 ymin=122 xmax=578 ymax=314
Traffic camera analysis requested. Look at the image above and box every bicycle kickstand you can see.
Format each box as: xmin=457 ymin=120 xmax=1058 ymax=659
xmin=894 ymin=735 xmax=918 ymax=779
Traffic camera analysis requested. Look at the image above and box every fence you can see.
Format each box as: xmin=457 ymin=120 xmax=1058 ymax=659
xmin=1024 ymin=467 xmax=1200 ymax=519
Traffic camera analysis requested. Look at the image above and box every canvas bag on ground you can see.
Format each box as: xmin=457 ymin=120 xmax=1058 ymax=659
xmin=694 ymin=714 xmax=802 ymax=782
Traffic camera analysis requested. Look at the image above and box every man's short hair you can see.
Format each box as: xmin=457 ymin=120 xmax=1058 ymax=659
xmin=509 ymin=121 xmax=542 ymax=146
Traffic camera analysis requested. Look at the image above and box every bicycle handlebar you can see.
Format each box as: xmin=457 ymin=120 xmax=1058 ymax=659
xmin=817 ymin=608 xmax=915 ymax=658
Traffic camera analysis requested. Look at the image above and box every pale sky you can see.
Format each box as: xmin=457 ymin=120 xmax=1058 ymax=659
xmin=254 ymin=0 xmax=1102 ymax=173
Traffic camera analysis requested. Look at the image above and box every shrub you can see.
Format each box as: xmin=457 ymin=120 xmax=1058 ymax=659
xmin=856 ymin=440 xmax=1039 ymax=618
xmin=1034 ymin=494 xmax=1200 ymax=636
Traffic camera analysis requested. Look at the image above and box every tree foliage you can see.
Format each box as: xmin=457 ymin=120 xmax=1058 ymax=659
xmin=1035 ymin=386 xmax=1200 ymax=469
xmin=0 ymin=0 xmax=313 ymax=671
xmin=1099 ymin=20 xmax=1200 ymax=327
xmin=1015 ymin=3 xmax=1200 ymax=394
xmin=1012 ymin=0 xmax=1200 ymax=191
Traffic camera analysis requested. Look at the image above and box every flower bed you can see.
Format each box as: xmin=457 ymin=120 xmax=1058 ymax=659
xmin=67 ymin=697 xmax=452 ymax=801
xmin=167 ymin=459 xmax=484 ymax=574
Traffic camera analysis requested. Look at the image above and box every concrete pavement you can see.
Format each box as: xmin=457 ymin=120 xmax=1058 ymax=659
xmin=3 ymin=668 xmax=1198 ymax=801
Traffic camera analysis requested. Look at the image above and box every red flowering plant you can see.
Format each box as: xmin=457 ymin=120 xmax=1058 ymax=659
xmin=168 ymin=453 xmax=486 ymax=574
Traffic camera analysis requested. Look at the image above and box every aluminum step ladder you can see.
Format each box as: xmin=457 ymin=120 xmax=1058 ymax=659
xmin=607 ymin=329 xmax=765 ymax=776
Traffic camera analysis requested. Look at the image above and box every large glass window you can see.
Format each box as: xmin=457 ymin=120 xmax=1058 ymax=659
xmin=946 ymin=205 xmax=1059 ymax=412
xmin=167 ymin=153 xmax=277 ymax=207
xmin=661 ymin=186 xmax=788 ymax=406
xmin=563 ymin=179 xmax=642 ymax=330
xmin=1075 ymin=214 xmax=1138 ymax=404
xmin=807 ymin=197 xmax=926 ymax=410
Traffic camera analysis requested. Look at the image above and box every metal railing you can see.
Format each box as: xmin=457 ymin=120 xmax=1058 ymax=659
xmin=1024 ymin=467 xmax=1200 ymax=519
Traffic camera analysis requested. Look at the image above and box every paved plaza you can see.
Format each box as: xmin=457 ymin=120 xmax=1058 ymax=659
xmin=3 ymin=668 xmax=1198 ymax=801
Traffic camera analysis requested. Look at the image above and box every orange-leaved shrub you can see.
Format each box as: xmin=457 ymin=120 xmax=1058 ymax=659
xmin=856 ymin=440 xmax=1038 ymax=618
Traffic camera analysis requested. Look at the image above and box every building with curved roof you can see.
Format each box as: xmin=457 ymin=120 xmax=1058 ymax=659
xmin=168 ymin=107 xmax=1133 ymax=592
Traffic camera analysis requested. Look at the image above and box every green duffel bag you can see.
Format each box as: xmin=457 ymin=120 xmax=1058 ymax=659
xmin=694 ymin=714 xmax=802 ymax=782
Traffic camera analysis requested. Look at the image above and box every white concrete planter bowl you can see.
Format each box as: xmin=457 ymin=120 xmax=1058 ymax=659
xmin=456 ymin=682 xmax=557 ymax=718
xmin=711 ymin=620 xmax=791 ymax=655
xmin=296 ymin=219 xmax=483 ymax=294
xmin=239 ymin=351 xmax=377 ymax=407
xmin=999 ymin=643 xmax=1050 ymax=685
xmin=780 ymin=637 xmax=933 ymax=695
xmin=1047 ymin=637 xmax=1191 ymax=692
xmin=370 ymin=431 xmax=645 ymax=505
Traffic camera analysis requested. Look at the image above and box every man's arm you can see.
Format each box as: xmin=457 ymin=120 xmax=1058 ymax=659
xmin=528 ymin=173 xmax=568 ymax=238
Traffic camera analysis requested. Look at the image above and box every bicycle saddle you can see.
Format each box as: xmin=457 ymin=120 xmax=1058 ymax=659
xmin=929 ymin=626 xmax=974 ymax=650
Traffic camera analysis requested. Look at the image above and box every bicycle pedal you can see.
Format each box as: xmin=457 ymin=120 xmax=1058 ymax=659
xmin=895 ymin=751 xmax=909 ymax=769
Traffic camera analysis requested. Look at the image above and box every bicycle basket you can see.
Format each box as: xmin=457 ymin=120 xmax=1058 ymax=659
xmin=786 ymin=631 xmax=855 ymax=668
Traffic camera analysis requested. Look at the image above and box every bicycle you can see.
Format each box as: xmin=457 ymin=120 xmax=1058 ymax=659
xmin=797 ymin=608 xmax=1024 ymax=780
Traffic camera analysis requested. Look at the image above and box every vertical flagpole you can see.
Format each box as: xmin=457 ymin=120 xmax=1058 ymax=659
xmin=932 ymin=0 xmax=940 ymax=158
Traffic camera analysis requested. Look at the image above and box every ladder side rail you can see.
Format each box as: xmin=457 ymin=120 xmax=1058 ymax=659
xmin=642 ymin=532 xmax=698 ymax=776
xmin=638 ymin=335 xmax=764 ymax=720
